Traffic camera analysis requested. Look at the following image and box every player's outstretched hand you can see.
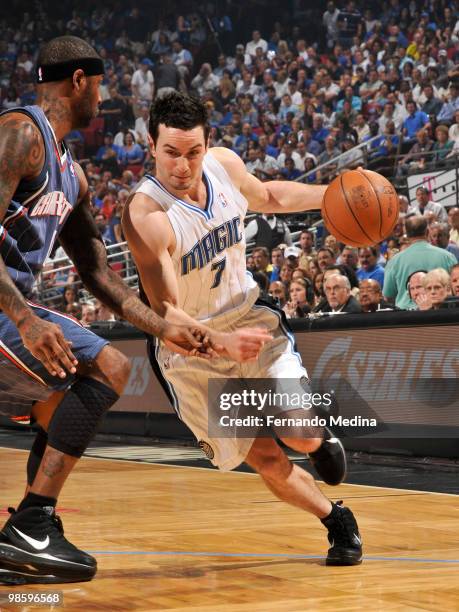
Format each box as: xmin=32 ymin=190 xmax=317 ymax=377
xmin=17 ymin=314 xmax=78 ymax=378
xmin=162 ymin=323 xmax=216 ymax=358
xmin=209 ymin=327 xmax=273 ymax=362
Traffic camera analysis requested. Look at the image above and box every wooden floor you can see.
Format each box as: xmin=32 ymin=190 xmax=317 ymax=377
xmin=0 ymin=448 xmax=458 ymax=612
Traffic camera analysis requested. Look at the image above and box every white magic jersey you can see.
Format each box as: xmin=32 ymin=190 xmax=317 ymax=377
xmin=135 ymin=151 xmax=259 ymax=326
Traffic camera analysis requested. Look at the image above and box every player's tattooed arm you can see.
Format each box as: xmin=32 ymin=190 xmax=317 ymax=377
xmin=0 ymin=113 xmax=45 ymax=325
xmin=0 ymin=115 xmax=77 ymax=378
xmin=59 ymin=165 xmax=206 ymax=356
xmin=59 ymin=191 xmax=166 ymax=338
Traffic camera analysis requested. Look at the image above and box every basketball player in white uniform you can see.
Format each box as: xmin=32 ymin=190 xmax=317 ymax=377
xmin=123 ymin=92 xmax=362 ymax=566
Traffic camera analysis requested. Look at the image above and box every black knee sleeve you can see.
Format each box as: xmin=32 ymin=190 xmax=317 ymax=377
xmin=47 ymin=377 xmax=119 ymax=458
xmin=27 ymin=427 xmax=48 ymax=486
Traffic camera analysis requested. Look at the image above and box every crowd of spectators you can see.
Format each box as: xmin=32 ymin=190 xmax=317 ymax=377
xmin=2 ymin=0 xmax=459 ymax=321
xmin=248 ymin=209 xmax=459 ymax=319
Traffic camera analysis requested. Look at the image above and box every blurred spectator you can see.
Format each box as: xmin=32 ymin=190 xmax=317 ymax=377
xmin=448 ymin=207 xmax=459 ymax=244
xmin=269 ymin=281 xmax=287 ymax=307
xmin=121 ymin=132 xmax=144 ymax=166
xmin=437 ymin=83 xmax=459 ymax=124
xmin=383 ymin=216 xmax=456 ymax=309
xmin=337 ymin=137 xmax=364 ymax=171
xmin=99 ymin=86 xmax=127 ymax=135
xmin=245 ymin=30 xmax=268 ymax=58
xmin=135 ymin=103 xmax=150 ymax=146
xmin=154 ymin=54 xmax=182 ymax=96
xmin=58 ymin=285 xmax=78 ymax=314
xmin=431 ymin=125 xmax=454 ymax=164
xmin=318 ymin=135 xmax=340 ymax=171
xmin=421 ymin=84 xmax=443 ymax=116
xmin=323 ymin=1 xmax=340 ymax=49
xmin=191 ymin=63 xmax=219 ymax=96
xmin=132 ymin=59 xmax=155 ymax=112
xmin=402 ymin=101 xmax=428 ymax=141
xmin=397 ymin=129 xmax=433 ymax=175
xmin=406 ymin=270 xmax=428 ymax=310
xmin=418 ymin=268 xmax=452 ymax=310
xmin=337 ymin=1 xmax=362 ymax=49
xmin=282 ymin=157 xmax=302 ymax=180
xmin=95 ymin=133 xmax=124 ymax=175
xmin=94 ymin=299 xmax=116 ymax=322
xmin=269 ymin=247 xmax=284 ymax=282
xmin=283 ymin=278 xmax=312 ymax=318
xmin=283 ymin=246 xmax=302 ymax=269
xmin=81 ymin=303 xmax=97 ymax=327
xmin=245 ymin=214 xmax=292 ymax=249
xmin=411 ymin=186 xmax=448 ymax=223
xmin=312 ymin=271 xmax=324 ymax=307
xmin=171 ymin=40 xmax=193 ymax=80
xmin=428 ymin=222 xmax=459 ymax=261
xmin=450 ymin=264 xmax=459 ymax=297
xmin=317 ymin=247 xmax=336 ymax=272
xmin=359 ymin=279 xmax=393 ymax=312
xmin=339 ymin=246 xmax=358 ymax=270
xmin=298 ymin=229 xmax=316 ymax=268
xmin=246 ymin=255 xmax=256 ymax=272
xmin=279 ymin=262 xmax=295 ymax=287
xmin=321 ymin=274 xmax=362 ymax=313
xmin=251 ymin=247 xmax=271 ymax=275
xmin=356 ymin=246 xmax=385 ymax=286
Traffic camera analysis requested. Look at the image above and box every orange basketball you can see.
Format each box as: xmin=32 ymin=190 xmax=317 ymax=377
xmin=322 ymin=169 xmax=399 ymax=247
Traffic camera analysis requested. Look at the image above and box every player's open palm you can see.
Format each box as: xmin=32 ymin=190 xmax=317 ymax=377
xmin=17 ymin=314 xmax=78 ymax=378
xmin=214 ymin=327 xmax=273 ymax=362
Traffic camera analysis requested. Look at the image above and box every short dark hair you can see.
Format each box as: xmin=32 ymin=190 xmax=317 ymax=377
xmin=318 ymin=247 xmax=334 ymax=258
xmin=37 ymin=36 xmax=100 ymax=66
xmin=416 ymin=186 xmax=429 ymax=195
xmin=359 ymin=245 xmax=378 ymax=257
xmin=149 ymin=91 xmax=210 ymax=144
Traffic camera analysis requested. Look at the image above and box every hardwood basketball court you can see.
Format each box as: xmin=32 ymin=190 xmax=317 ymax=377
xmin=0 ymin=447 xmax=458 ymax=611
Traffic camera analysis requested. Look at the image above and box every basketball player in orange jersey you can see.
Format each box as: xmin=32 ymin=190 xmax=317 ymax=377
xmin=122 ymin=92 xmax=363 ymax=566
xmin=0 ymin=38 xmax=270 ymax=585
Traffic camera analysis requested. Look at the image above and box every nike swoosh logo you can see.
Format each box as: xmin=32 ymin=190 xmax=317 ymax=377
xmin=12 ymin=526 xmax=50 ymax=551
xmin=328 ymin=438 xmax=339 ymax=444
xmin=353 ymin=533 xmax=362 ymax=546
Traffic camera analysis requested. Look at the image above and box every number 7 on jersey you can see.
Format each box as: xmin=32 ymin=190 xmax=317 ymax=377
xmin=211 ymin=257 xmax=226 ymax=289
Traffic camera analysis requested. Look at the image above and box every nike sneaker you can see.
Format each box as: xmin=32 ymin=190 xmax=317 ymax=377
xmin=321 ymin=500 xmax=363 ymax=566
xmin=0 ymin=506 xmax=96 ymax=584
xmin=309 ymin=427 xmax=347 ymax=486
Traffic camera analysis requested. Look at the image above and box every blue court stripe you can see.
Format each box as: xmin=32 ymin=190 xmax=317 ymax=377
xmin=87 ymin=550 xmax=459 ymax=563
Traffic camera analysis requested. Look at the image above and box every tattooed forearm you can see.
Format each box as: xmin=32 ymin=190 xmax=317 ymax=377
xmin=59 ymin=186 xmax=168 ymax=338
xmin=0 ymin=258 xmax=33 ymax=324
xmin=83 ymin=264 xmax=167 ymax=338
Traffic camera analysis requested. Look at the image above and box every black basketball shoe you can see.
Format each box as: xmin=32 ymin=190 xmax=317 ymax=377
xmin=321 ymin=501 xmax=362 ymax=566
xmin=0 ymin=506 xmax=96 ymax=584
xmin=309 ymin=428 xmax=347 ymax=486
